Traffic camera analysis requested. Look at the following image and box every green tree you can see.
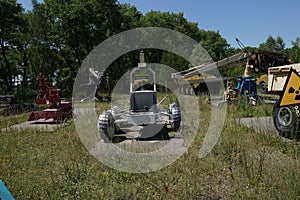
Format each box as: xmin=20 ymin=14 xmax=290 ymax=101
xmin=198 ymin=30 xmax=230 ymax=61
xmin=286 ymin=37 xmax=300 ymax=63
xmin=141 ymin=11 xmax=200 ymax=40
xmin=292 ymin=37 xmax=300 ymax=47
xmin=259 ymin=35 xmax=285 ymax=53
xmin=0 ymin=0 xmax=25 ymax=93
xmin=105 ymin=4 xmax=142 ymax=86
xmin=276 ymin=36 xmax=285 ymax=52
xmin=28 ymin=0 xmax=60 ymax=84
xmin=119 ymin=4 xmax=142 ymax=30
xmin=140 ymin=11 xmax=231 ymax=71
xmin=27 ymin=0 xmax=124 ymax=96
xmin=1 ymin=0 xmax=237 ymax=99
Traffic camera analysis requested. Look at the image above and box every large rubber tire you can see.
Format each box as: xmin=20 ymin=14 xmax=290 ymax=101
xmin=189 ymin=87 xmax=194 ymax=96
xmin=171 ymin=121 xmax=181 ymax=131
xmin=169 ymin=103 xmax=181 ymax=131
xmin=179 ymin=87 xmax=184 ymax=94
xmin=100 ymin=113 xmax=116 ymax=143
xmin=185 ymin=88 xmax=189 ymax=95
xmin=259 ymin=82 xmax=267 ymax=94
xmin=273 ymin=101 xmax=297 ymax=138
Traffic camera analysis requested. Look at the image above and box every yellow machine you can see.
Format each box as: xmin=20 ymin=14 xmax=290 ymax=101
xmin=254 ymin=51 xmax=291 ymax=93
xmin=271 ymin=66 xmax=300 ymax=137
xmin=172 ymin=50 xmax=291 ymax=96
xmin=172 ymin=52 xmax=254 ymax=95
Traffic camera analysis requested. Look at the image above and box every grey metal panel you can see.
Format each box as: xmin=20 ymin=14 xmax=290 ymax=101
xmin=130 ymin=91 xmax=157 ymax=112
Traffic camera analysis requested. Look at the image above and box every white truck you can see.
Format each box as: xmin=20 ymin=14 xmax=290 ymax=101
xmin=268 ymin=63 xmax=300 ymax=137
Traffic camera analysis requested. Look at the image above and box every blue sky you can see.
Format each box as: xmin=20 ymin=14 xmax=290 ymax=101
xmin=18 ymin=0 xmax=300 ymax=48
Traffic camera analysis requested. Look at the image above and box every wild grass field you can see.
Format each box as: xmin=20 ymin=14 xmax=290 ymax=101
xmin=0 ymin=96 xmax=300 ymax=199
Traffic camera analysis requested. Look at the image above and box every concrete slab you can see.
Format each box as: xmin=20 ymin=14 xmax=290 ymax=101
xmin=237 ymin=116 xmax=279 ymax=136
xmin=1 ymin=121 xmax=68 ymax=132
xmin=91 ymin=137 xmax=187 ymax=157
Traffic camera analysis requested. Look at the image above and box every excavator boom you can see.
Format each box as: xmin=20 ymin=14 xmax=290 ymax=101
xmin=172 ymin=52 xmax=253 ymax=79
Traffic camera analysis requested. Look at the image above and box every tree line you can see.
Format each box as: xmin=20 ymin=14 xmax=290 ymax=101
xmin=1 ymin=0 xmax=300 ymax=101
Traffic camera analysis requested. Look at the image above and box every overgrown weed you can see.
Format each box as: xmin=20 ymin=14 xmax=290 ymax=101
xmin=0 ymin=96 xmax=299 ymax=199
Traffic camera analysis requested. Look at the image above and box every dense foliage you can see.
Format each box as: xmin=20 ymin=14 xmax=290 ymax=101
xmin=0 ymin=0 xmax=299 ymax=100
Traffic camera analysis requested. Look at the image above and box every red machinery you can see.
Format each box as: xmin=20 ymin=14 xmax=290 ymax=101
xmin=28 ymin=73 xmax=72 ymax=122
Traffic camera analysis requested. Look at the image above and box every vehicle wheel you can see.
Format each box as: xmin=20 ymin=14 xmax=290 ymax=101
xmin=189 ymin=87 xmax=194 ymax=95
xmin=180 ymin=87 xmax=184 ymax=94
xmin=185 ymin=88 xmax=189 ymax=95
xmin=273 ymin=101 xmax=297 ymax=138
xmin=168 ymin=103 xmax=181 ymax=131
xmin=259 ymin=82 xmax=267 ymax=94
xmin=99 ymin=112 xmax=116 ymax=142
xmin=171 ymin=121 xmax=181 ymax=131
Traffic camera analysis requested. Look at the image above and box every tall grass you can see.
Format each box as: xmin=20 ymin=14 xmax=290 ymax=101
xmin=0 ymin=98 xmax=299 ymax=199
